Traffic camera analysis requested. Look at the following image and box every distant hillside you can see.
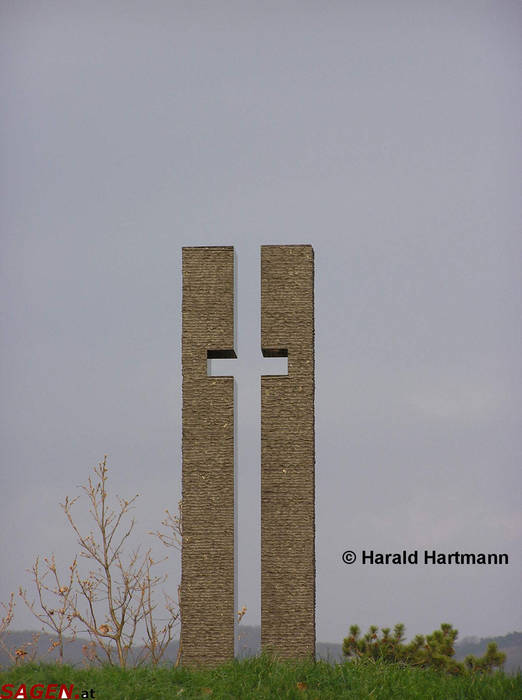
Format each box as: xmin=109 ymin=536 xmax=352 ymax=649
xmin=2 ymin=627 xmax=520 ymax=673
xmin=0 ymin=627 xmax=340 ymax=667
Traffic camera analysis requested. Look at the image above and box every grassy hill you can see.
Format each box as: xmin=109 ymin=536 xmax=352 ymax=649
xmin=0 ymin=656 xmax=521 ymax=699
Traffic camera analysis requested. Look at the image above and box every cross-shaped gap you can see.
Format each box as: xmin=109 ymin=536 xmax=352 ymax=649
xmin=203 ymin=250 xmax=289 ymax=644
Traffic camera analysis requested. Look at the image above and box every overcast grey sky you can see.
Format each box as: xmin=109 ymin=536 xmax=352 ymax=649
xmin=1 ymin=1 xmax=521 ymax=647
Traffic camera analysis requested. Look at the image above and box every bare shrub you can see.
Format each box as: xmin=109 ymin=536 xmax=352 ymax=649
xmin=59 ymin=456 xmax=179 ymax=667
xmin=19 ymin=554 xmax=78 ymax=662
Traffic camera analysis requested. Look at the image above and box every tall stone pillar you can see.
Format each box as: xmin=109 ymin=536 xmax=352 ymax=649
xmin=260 ymin=244 xmax=315 ymax=659
xmin=181 ymin=246 xmax=236 ymax=667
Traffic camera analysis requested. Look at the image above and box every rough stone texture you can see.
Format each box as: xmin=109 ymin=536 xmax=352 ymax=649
xmin=181 ymin=246 xmax=236 ymax=667
xmin=261 ymin=244 xmax=315 ymax=660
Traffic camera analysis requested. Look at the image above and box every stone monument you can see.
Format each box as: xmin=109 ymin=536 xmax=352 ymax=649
xmin=181 ymin=244 xmax=315 ymax=667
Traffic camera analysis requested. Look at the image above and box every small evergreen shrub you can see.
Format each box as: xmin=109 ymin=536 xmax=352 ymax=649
xmin=342 ymin=623 xmax=506 ymax=675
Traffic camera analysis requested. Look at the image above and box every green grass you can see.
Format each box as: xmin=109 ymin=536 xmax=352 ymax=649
xmin=1 ymin=655 xmax=521 ymax=699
